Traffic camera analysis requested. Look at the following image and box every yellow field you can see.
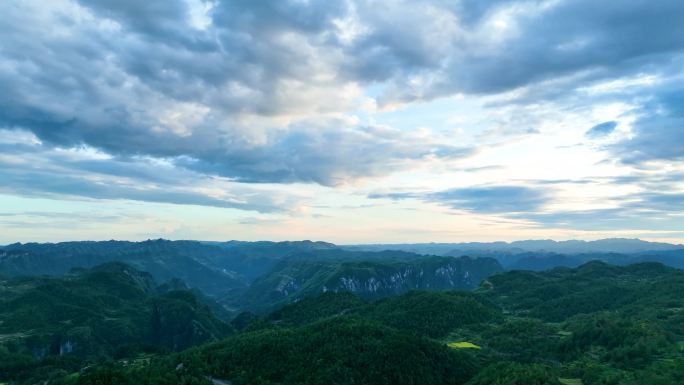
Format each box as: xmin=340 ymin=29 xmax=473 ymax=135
xmin=559 ymin=379 xmax=583 ymax=385
xmin=447 ymin=341 xmax=481 ymax=349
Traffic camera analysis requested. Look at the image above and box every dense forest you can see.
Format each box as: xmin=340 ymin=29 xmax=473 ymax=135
xmin=0 ymin=263 xmax=233 ymax=383
xmin=1 ymin=255 xmax=682 ymax=384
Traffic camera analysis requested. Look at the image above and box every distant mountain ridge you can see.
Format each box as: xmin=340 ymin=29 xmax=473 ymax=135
xmin=345 ymin=238 xmax=684 ymax=270
xmin=345 ymin=238 xmax=683 ymax=255
xmin=2 ymin=238 xmax=682 ymax=317
xmin=0 ymin=239 xmax=340 ymax=297
xmin=0 ymin=240 xmax=247 ymax=296
xmin=0 ymin=240 xmax=503 ymax=301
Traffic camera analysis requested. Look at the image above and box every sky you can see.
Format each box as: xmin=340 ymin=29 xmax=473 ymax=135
xmin=1 ymin=0 xmax=683 ymax=244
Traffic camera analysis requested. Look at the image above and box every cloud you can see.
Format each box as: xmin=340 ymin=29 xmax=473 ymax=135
xmin=371 ymin=185 xmax=549 ymax=214
xmin=368 ymin=0 xmax=684 ymax=103
xmin=428 ymin=186 xmax=548 ymax=213
xmin=171 ymin=121 xmax=473 ymax=185
xmin=2 ymin=0 xmax=683 ymax=190
xmin=0 ymin=0 xmax=474 ymax=186
xmin=0 ymin=134 xmax=298 ymax=212
xmin=370 ymin=181 xmax=684 ymax=233
xmin=516 ymin=196 xmax=684 ymax=231
xmin=610 ymin=80 xmax=684 ymax=164
xmin=1 ymin=0 xmax=683 ymax=238
xmin=585 ymin=121 xmax=617 ymax=139
xmin=0 ymin=211 xmax=144 ymax=230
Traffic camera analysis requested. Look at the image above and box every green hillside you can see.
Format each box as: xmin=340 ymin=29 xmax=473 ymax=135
xmin=76 ymin=317 xmax=478 ymax=385
xmin=0 ymin=263 xmax=232 ymax=383
xmin=234 ymin=255 xmax=503 ymax=311
xmin=2 ymin=260 xmax=683 ymax=385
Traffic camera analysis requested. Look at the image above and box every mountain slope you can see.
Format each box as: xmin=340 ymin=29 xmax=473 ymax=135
xmin=0 ymin=262 xmax=232 ymax=382
xmin=18 ymin=260 xmax=684 ymax=385
xmin=79 ymin=317 xmax=479 ymax=385
xmin=203 ymin=240 xmax=338 ymax=280
xmin=234 ymin=255 xmax=503 ymax=311
xmin=264 ymin=290 xmax=501 ymax=339
xmin=0 ymin=240 xmax=346 ymax=297
xmin=481 ymin=261 xmax=684 ymax=322
xmin=0 ymin=240 xmax=247 ymax=296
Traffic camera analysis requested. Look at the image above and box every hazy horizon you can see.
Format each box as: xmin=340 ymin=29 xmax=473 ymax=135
xmin=1 ymin=0 xmax=683 ymax=244
xmin=0 ymin=237 xmax=684 ymax=247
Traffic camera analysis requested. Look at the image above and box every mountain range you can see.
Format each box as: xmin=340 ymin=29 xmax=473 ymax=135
xmin=26 ymin=259 xmax=682 ymax=385
xmin=346 ymin=237 xmax=682 ymax=255
xmin=1 ymin=237 xmax=683 ymax=384
xmin=347 ymin=238 xmax=684 ymax=269
xmin=3 ymin=238 xmax=683 ymax=313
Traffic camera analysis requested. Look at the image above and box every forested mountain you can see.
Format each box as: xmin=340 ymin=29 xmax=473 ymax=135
xmin=2 ymin=239 xmax=682 ymax=295
xmin=0 ymin=241 xmax=504 ymax=314
xmin=0 ymin=240 xmax=247 ymax=296
xmin=1 ymin=240 xmax=682 ymax=384
xmin=232 ymin=255 xmax=503 ymax=312
xmin=0 ymin=263 xmax=232 ymax=383
xmin=0 ymin=240 xmax=340 ymax=297
xmin=482 ymin=261 xmax=684 ymax=322
xmin=31 ymin=260 xmax=681 ymax=385
xmin=0 ymin=241 xmax=441 ymax=296
xmin=202 ymin=240 xmax=338 ymax=280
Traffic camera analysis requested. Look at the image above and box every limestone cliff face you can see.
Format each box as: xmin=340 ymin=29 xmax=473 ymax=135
xmin=319 ymin=256 xmax=502 ymax=298
xmin=239 ymin=256 xmax=503 ymax=310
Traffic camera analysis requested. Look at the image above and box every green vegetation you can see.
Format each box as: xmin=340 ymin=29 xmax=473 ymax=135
xmin=0 ymin=240 xmax=249 ymax=296
xmin=235 ymin=255 xmax=503 ymax=311
xmin=0 ymin=263 xmax=232 ymax=384
xmin=71 ymin=317 xmax=478 ymax=385
xmin=359 ymin=290 xmax=499 ymax=338
xmin=2 ymin=258 xmax=683 ymax=385
xmin=196 ymin=317 xmax=477 ymax=385
xmin=559 ymin=379 xmax=583 ymax=385
xmin=266 ymin=291 xmax=365 ymax=326
xmin=465 ymin=362 xmax=562 ymax=385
